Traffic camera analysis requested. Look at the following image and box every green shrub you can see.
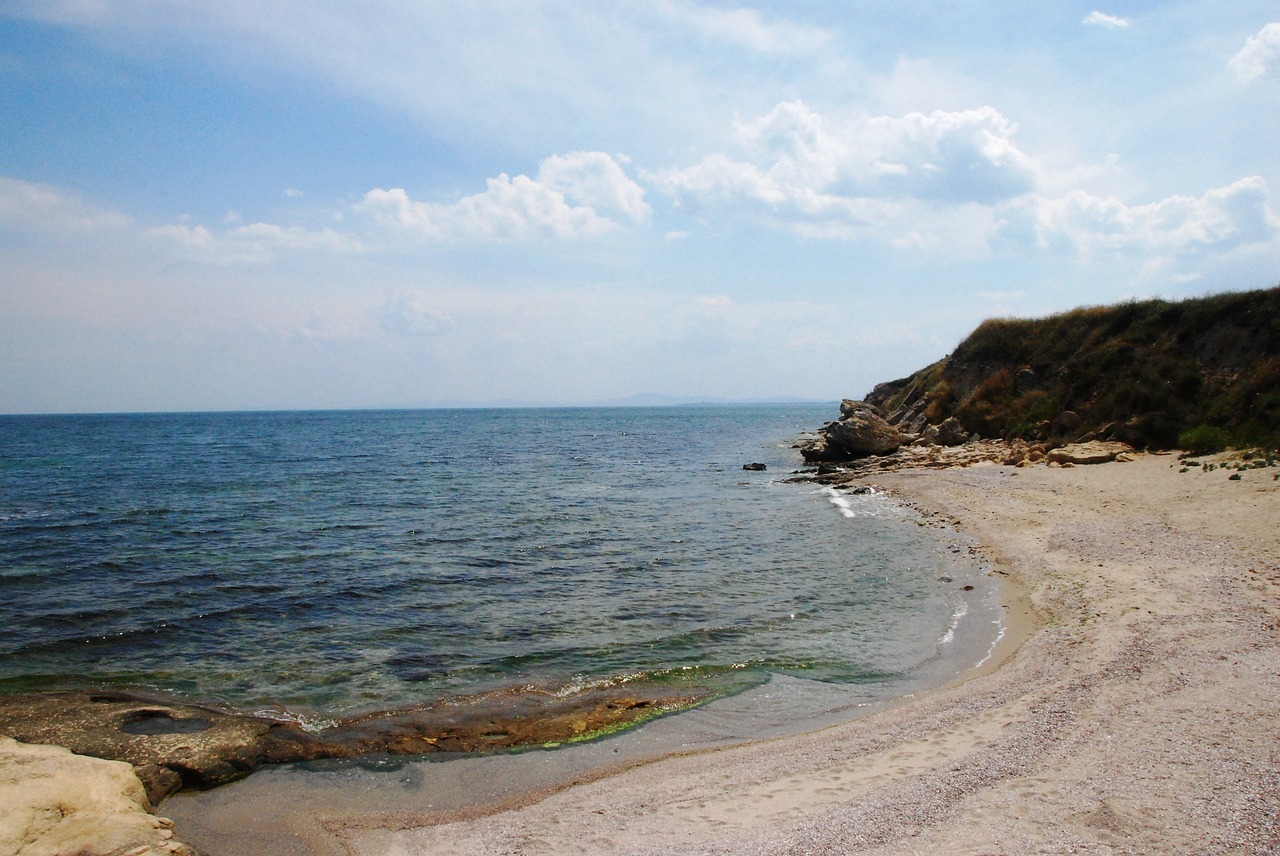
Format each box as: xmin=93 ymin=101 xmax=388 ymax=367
xmin=1179 ymin=425 xmax=1228 ymax=454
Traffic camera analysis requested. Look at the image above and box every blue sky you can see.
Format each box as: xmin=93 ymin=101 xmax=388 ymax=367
xmin=1 ymin=2 xmax=1277 ymax=413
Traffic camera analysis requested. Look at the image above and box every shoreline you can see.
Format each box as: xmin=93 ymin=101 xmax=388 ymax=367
xmin=0 ymin=474 xmax=1003 ymax=809
xmin=7 ymin=450 xmax=1278 ymax=853
xmin=312 ymin=452 xmax=1278 ymax=854
xmin=157 ymin=495 xmax=1012 ymax=854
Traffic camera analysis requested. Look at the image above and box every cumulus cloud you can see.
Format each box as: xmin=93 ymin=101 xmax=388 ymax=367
xmin=359 ymin=151 xmax=648 ymax=241
xmin=1032 ymin=176 xmax=1278 ymax=259
xmin=1083 ymin=11 xmax=1129 ymax=28
xmin=0 ymin=176 xmax=130 ymax=233
xmin=537 ymin=151 xmax=651 ymax=223
xmin=1228 ymin=22 xmax=1280 ymax=84
xmin=648 ymin=101 xmax=1037 ymax=233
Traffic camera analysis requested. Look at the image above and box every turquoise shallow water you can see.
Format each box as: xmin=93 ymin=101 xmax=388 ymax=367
xmin=0 ymin=406 xmax=991 ymax=723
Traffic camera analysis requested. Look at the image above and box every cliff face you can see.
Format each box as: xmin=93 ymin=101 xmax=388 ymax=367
xmin=862 ymin=285 xmax=1280 ymax=452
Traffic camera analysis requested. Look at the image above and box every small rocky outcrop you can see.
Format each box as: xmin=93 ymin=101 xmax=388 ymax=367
xmin=790 ymin=437 xmax=1139 ymax=490
xmin=800 ymin=400 xmax=902 ymax=462
xmin=0 ymin=685 xmax=706 ymax=805
xmin=0 ymin=692 xmax=342 ymax=805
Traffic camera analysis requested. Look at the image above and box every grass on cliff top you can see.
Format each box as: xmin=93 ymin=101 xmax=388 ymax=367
xmin=876 ymin=285 xmax=1280 ymax=450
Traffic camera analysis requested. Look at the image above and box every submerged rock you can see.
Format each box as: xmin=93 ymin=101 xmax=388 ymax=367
xmin=0 ymin=684 xmax=708 ymax=804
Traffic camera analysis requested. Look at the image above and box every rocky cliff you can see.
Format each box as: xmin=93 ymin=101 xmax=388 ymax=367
xmin=803 ymin=285 xmax=1280 ymax=461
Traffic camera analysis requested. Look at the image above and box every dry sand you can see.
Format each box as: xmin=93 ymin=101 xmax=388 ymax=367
xmin=325 ymin=452 xmax=1280 ymax=855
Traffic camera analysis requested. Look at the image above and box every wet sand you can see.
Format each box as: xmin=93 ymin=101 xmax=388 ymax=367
xmin=313 ymin=452 xmax=1279 ymax=854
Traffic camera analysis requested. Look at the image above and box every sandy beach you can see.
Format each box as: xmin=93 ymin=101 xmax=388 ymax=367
xmin=320 ymin=452 xmax=1279 ymax=855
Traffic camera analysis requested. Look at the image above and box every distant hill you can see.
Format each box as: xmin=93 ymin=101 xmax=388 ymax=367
xmin=865 ymin=285 xmax=1280 ymax=451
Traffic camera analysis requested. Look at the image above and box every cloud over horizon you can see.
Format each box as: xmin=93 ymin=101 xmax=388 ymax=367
xmin=1 ymin=2 xmax=1278 ymax=413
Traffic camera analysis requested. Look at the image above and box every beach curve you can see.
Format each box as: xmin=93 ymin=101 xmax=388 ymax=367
xmin=324 ymin=452 xmax=1280 ymax=854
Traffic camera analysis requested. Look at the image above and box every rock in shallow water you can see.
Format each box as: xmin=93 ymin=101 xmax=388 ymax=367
xmin=0 ymin=686 xmax=708 ymax=804
xmin=801 ymin=400 xmax=902 ymax=461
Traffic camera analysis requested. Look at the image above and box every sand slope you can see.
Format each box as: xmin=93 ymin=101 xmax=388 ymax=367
xmin=333 ymin=454 xmax=1280 ymax=854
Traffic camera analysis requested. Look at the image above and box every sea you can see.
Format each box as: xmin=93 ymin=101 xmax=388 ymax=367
xmin=0 ymin=405 xmax=1001 ymax=738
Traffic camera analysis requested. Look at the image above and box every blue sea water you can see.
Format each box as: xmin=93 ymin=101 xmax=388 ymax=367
xmin=0 ymin=406 xmax=993 ymax=726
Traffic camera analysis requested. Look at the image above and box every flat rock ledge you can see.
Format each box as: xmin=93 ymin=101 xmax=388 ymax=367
xmin=0 ymin=685 xmax=705 ymax=806
xmin=0 ymin=736 xmax=200 ymax=856
xmin=791 ymin=438 xmax=1137 ymax=486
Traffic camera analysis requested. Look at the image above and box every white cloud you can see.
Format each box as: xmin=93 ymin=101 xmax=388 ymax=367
xmin=648 ymin=101 xmax=1038 ymax=238
xmin=1032 ymin=176 xmax=1279 ymax=259
xmin=654 ymin=1 xmax=832 ymax=55
xmin=536 ymin=151 xmax=651 ymax=224
xmin=1083 ymin=11 xmax=1129 ymax=29
xmin=359 ymin=151 xmax=647 ymax=241
xmin=358 ymin=179 xmax=610 ymax=241
xmin=146 ymin=221 xmax=363 ymax=263
xmin=146 ymin=223 xmax=214 ymax=248
xmin=0 ymin=176 xmax=130 ymax=233
xmin=1228 ymin=22 xmax=1280 ymax=84
xmin=230 ymin=222 xmax=363 ymax=253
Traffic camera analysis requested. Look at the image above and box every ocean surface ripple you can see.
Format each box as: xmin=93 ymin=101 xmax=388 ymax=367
xmin=0 ymin=406 xmax=990 ymax=721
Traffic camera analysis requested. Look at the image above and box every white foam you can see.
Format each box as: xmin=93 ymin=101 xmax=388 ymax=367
xmin=974 ymin=618 xmax=1007 ymax=669
xmin=822 ymin=486 xmax=886 ymax=518
xmin=0 ymin=509 xmax=51 ymax=522
xmin=938 ymin=599 xmax=968 ymax=647
xmin=251 ymin=707 xmax=338 ymax=733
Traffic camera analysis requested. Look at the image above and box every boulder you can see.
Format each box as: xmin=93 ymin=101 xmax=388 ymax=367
xmin=1046 ymin=441 xmax=1136 ymax=465
xmin=801 ymin=402 xmax=902 ymax=461
xmin=742 ymin=462 xmax=767 ymax=471
xmin=1053 ymin=410 xmax=1082 ymax=434
xmin=0 ymin=737 xmax=201 ymax=856
xmin=934 ymin=416 xmax=969 ymax=446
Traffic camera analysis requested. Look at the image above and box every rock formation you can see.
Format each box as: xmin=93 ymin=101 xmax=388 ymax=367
xmin=0 ymin=737 xmax=201 ymax=856
xmin=0 ymin=685 xmax=705 ymax=805
xmin=800 ymin=400 xmax=902 ymax=461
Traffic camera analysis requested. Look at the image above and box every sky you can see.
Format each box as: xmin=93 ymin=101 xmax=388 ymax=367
xmin=1 ymin=1 xmax=1277 ymax=414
